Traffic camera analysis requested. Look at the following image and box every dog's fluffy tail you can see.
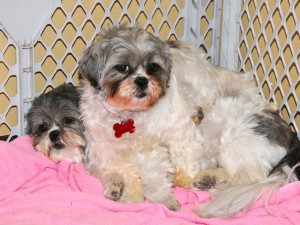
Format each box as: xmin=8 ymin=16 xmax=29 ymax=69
xmin=195 ymin=164 xmax=299 ymax=218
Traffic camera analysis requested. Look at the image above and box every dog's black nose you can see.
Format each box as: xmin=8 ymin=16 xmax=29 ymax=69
xmin=49 ymin=130 xmax=60 ymax=142
xmin=134 ymin=76 xmax=148 ymax=90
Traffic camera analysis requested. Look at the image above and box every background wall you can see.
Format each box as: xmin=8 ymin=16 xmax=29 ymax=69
xmin=0 ymin=29 xmax=18 ymax=138
xmin=238 ymin=0 xmax=300 ymax=132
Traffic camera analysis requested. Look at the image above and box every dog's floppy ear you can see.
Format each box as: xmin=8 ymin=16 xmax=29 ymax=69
xmin=78 ymin=37 xmax=106 ymax=90
xmin=25 ymin=103 xmax=40 ymax=136
xmin=25 ymin=114 xmax=33 ymax=135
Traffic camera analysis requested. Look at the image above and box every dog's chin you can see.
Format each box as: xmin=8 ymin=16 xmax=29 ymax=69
xmin=35 ymin=143 xmax=84 ymax=163
xmin=52 ymin=143 xmax=65 ymax=149
xmin=34 ymin=132 xmax=86 ymax=163
xmin=35 ymin=139 xmax=65 ymax=157
xmin=49 ymin=147 xmax=85 ymax=163
xmin=106 ymin=94 xmax=158 ymax=112
xmin=106 ymin=87 xmax=164 ymax=112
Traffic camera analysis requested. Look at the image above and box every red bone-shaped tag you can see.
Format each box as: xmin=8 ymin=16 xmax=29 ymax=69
xmin=113 ymin=119 xmax=135 ymax=138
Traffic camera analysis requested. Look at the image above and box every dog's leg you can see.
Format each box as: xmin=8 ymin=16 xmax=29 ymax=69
xmin=101 ymin=172 xmax=125 ymax=201
xmin=170 ymin=139 xmax=206 ymax=189
xmin=191 ymin=168 xmax=229 ymax=190
xmin=119 ymin=174 xmax=145 ymax=203
xmin=88 ymin=165 xmax=125 ymax=201
xmin=140 ymin=146 xmax=180 ymax=211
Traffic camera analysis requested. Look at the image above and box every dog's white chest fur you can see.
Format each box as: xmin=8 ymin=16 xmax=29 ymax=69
xmin=80 ymin=73 xmax=205 ymax=175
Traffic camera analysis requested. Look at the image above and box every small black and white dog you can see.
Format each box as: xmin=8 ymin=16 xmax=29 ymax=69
xmin=26 ymin=84 xmax=86 ymax=163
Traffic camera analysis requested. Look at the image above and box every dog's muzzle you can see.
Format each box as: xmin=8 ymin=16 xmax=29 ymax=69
xmin=49 ymin=130 xmax=64 ymax=149
xmin=134 ymin=76 xmax=148 ymax=98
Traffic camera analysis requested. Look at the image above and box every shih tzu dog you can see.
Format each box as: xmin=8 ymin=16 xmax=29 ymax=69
xmin=79 ymin=26 xmax=179 ymax=210
xmin=78 ymin=25 xmax=299 ymax=215
xmin=26 ymin=84 xmax=87 ymax=163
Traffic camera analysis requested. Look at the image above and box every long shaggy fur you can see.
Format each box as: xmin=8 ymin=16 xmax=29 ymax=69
xmin=78 ymin=25 xmax=299 ymax=216
xmin=194 ymin=92 xmax=300 ymax=218
xmin=79 ymin=26 xmax=180 ymax=210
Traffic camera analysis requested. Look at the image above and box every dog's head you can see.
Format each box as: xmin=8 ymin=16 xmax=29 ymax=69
xmin=78 ymin=25 xmax=172 ymax=112
xmin=26 ymin=84 xmax=86 ymax=163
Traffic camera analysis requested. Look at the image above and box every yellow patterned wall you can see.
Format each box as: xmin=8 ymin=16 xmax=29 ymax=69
xmin=239 ymin=0 xmax=300 ymax=131
xmin=199 ymin=0 xmax=215 ymax=56
xmin=0 ymin=29 xmax=18 ymax=138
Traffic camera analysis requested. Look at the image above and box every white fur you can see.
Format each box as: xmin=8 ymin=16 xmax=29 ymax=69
xmin=196 ymin=169 xmax=293 ymax=218
xmin=200 ymin=96 xmax=286 ymax=183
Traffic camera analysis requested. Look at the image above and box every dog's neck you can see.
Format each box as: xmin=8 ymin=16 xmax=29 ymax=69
xmin=102 ymin=101 xmax=136 ymax=138
xmin=102 ymin=101 xmax=133 ymax=123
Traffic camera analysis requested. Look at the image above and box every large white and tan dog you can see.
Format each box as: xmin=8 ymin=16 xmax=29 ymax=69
xmin=78 ymin=25 xmax=299 ymax=216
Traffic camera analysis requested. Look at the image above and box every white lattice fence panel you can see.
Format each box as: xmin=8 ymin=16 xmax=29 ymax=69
xmin=197 ymin=0 xmax=221 ymax=64
xmin=184 ymin=0 xmax=221 ymax=64
xmin=238 ymin=0 xmax=300 ymax=134
xmin=0 ymin=25 xmax=21 ymax=141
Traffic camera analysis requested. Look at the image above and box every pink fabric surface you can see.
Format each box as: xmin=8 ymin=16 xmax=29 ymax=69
xmin=0 ymin=136 xmax=300 ymax=225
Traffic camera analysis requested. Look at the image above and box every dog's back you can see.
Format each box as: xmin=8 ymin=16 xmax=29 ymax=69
xmin=197 ymin=102 xmax=300 ymax=217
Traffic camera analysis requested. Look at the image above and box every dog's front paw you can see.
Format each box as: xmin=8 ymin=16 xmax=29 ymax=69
xmin=103 ymin=176 xmax=125 ymax=201
xmin=192 ymin=175 xmax=216 ymax=190
xmin=163 ymin=196 xmax=180 ymax=211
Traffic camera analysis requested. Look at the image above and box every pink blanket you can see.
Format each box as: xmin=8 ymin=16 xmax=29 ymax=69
xmin=1 ymin=136 xmax=300 ymax=225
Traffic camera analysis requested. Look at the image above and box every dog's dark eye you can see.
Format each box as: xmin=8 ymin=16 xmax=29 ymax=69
xmin=63 ymin=117 xmax=75 ymax=125
xmin=115 ymin=64 xmax=130 ymax=74
xmin=148 ymin=63 xmax=161 ymax=74
xmin=38 ymin=124 xmax=48 ymax=133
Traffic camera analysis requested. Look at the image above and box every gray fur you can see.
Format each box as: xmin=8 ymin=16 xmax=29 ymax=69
xmin=251 ymin=110 xmax=292 ymax=150
xmin=27 ymin=84 xmax=83 ymax=136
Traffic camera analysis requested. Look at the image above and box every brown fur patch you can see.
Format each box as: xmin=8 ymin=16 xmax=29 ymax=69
xmin=62 ymin=129 xmax=86 ymax=148
xmin=192 ymin=107 xmax=204 ymax=125
xmin=35 ymin=139 xmax=51 ymax=157
xmin=107 ymin=76 xmax=163 ymax=111
xmin=173 ymin=170 xmax=193 ymax=188
xmin=120 ymin=175 xmax=144 ymax=203
xmin=264 ymin=102 xmax=278 ymax=112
